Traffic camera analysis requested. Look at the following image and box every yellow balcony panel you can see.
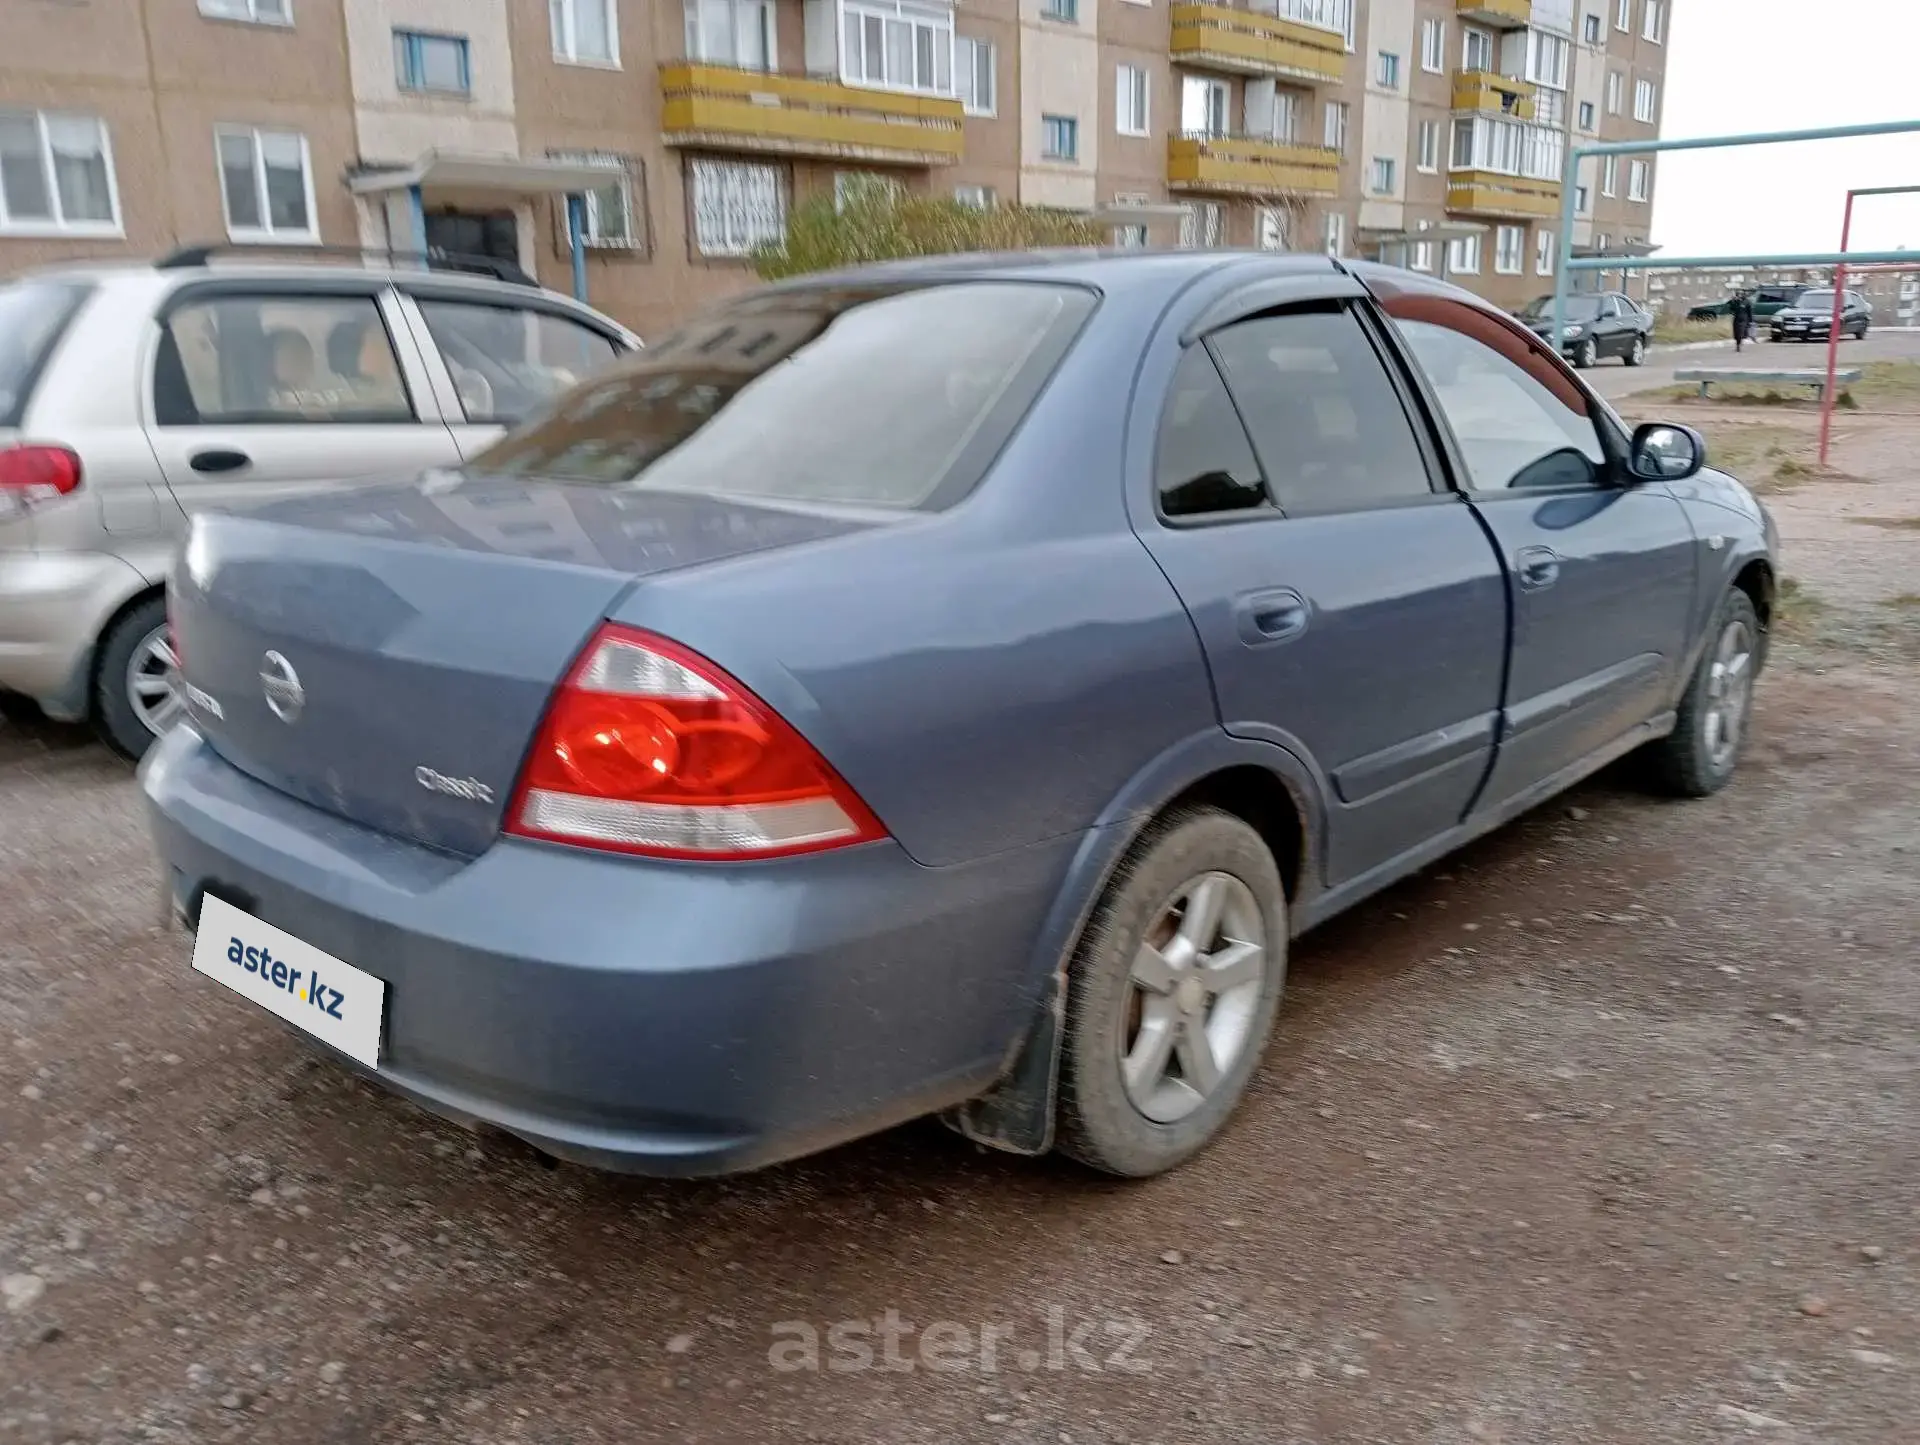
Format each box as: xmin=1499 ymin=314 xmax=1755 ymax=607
xmin=659 ymin=64 xmax=964 ymax=167
xmin=1168 ymin=134 xmax=1342 ymax=199
xmin=1451 ymin=69 xmax=1537 ymax=121
xmin=1455 ymin=0 xmax=1531 ymax=28
xmin=1168 ymin=3 xmax=1348 ymax=85
xmin=1447 ymin=169 xmax=1563 ymax=220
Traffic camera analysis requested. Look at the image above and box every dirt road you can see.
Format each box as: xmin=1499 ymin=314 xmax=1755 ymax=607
xmin=4 ymin=367 xmax=1917 ymax=1444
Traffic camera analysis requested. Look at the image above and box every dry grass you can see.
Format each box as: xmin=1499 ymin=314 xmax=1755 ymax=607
xmin=1776 ymin=576 xmax=1828 ymax=636
xmin=1651 ymin=317 xmax=1728 ymax=347
xmin=1885 ymin=594 xmax=1920 ymax=610
xmin=1658 ymin=361 xmax=1920 ymax=413
xmin=1849 ymin=515 xmax=1920 ymax=531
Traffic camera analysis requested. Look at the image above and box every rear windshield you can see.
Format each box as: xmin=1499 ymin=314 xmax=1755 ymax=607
xmin=0 ymin=281 xmax=91 ymax=427
xmin=470 ymin=281 xmax=1096 ymax=511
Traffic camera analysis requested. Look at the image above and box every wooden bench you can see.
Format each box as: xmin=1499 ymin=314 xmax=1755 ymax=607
xmin=1674 ymin=367 xmax=1862 ymax=401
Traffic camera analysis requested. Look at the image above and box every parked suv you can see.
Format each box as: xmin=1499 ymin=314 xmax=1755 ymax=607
xmin=0 ymin=248 xmax=639 ymax=756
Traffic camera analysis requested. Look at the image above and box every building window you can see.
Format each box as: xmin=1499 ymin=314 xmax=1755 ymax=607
xmin=1578 ymin=100 xmax=1596 ymax=131
xmin=215 ymin=126 xmax=315 ymax=242
xmin=198 ymin=0 xmax=290 ymax=23
xmin=1642 ymin=0 xmax=1663 ymax=41
xmin=1596 ymin=230 xmax=1610 ymax=252
xmin=1257 ymin=207 xmax=1287 ymax=250
xmin=1575 ymin=183 xmax=1590 ymax=214
xmin=1040 ymin=0 xmax=1078 ymax=20
xmin=1421 ymin=18 xmax=1446 ymax=72
xmin=954 ymin=184 xmax=995 ymax=209
xmin=835 ymin=171 xmax=904 ymax=210
xmin=1370 ymin=156 xmax=1395 ymax=195
xmin=1525 ymin=31 xmax=1569 ymax=91
xmin=1323 ymin=100 xmax=1348 ymax=154
xmin=1583 ymin=11 xmax=1602 ymax=43
xmin=688 ymin=157 xmax=784 ymax=257
xmin=551 ymin=150 xmax=644 ymax=251
xmin=1449 ymin=115 xmax=1564 ymax=182
xmin=1376 ymin=51 xmax=1400 ymax=89
xmin=1634 ymin=78 xmax=1657 ymax=123
xmin=1615 ymin=0 xmax=1630 ymax=30
xmin=1447 ymin=233 xmax=1481 ymax=274
xmin=1601 ymin=155 xmax=1617 ymax=196
xmin=1269 ymin=88 xmax=1303 ymax=143
xmin=552 ymin=0 xmax=618 ymax=66
xmin=1180 ymin=202 xmax=1223 ymax=249
xmin=685 ymin=0 xmax=773 ymax=71
xmin=1606 ymin=71 xmax=1623 ymax=114
xmin=1184 ymin=77 xmax=1230 ymax=138
xmin=1628 ymin=158 xmax=1649 ymax=201
xmin=1495 ymin=224 xmax=1524 ymax=274
xmin=1041 ymin=114 xmax=1078 ymax=161
xmin=1411 ymin=239 xmax=1434 ymax=272
xmin=1322 ymin=210 xmax=1344 ymax=257
xmin=1417 ymin=120 xmax=1440 ymax=172
xmin=0 ymin=110 xmax=120 ymax=236
xmin=842 ymin=0 xmax=955 ymax=97
xmin=393 ymin=31 xmax=470 ymax=95
xmin=1112 ymin=192 xmax=1149 ymax=248
xmin=1462 ymin=25 xmax=1493 ymax=72
xmin=956 ymin=37 xmax=996 ymax=116
xmin=1117 ymin=65 xmax=1150 ymax=136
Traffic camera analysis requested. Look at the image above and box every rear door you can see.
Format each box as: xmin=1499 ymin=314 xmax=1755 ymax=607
xmin=145 ymin=282 xmax=462 ymax=516
xmin=1133 ymin=291 xmax=1509 ymax=887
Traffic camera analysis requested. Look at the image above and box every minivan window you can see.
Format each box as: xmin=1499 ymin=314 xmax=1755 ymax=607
xmin=0 ymin=281 xmax=90 ymax=428
xmin=472 ymin=282 xmax=1095 ymax=511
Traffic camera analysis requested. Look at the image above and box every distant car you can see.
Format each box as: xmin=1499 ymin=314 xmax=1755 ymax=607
xmin=1519 ymin=291 xmax=1653 ymax=368
xmin=0 ymin=247 xmax=639 ymax=757
xmin=1687 ymin=284 xmax=1808 ymax=323
xmin=144 ymin=252 xmax=1779 ymax=1181
xmin=1770 ymin=289 xmax=1872 ymax=342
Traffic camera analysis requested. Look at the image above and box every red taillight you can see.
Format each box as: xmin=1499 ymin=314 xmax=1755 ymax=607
xmin=506 ymin=625 xmax=887 ymax=860
xmin=0 ymin=445 xmax=82 ymax=516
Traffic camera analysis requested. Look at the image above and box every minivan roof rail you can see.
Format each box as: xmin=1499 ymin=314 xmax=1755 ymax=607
xmin=154 ymin=242 xmax=540 ymax=288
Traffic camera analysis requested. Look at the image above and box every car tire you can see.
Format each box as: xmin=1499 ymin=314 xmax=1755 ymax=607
xmin=1055 ymin=808 xmax=1287 ymax=1178
xmin=1625 ymin=335 xmax=1647 ymax=366
xmin=1574 ymin=338 xmax=1598 ymax=369
xmin=1648 ymin=588 xmax=1761 ymax=799
xmin=1854 ymin=322 xmax=1869 ymax=340
xmin=93 ymin=595 xmax=179 ymax=762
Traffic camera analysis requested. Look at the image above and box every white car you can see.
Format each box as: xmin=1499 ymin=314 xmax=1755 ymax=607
xmin=0 ymin=246 xmax=639 ymax=756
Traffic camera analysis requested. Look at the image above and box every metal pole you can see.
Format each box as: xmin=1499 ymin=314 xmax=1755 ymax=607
xmin=1573 ymin=117 xmax=1920 ymax=160
xmin=1565 ymin=249 xmax=1920 ymax=271
xmin=1820 ymin=191 xmax=1857 ymax=466
xmin=1552 ymin=143 xmax=1579 ymax=362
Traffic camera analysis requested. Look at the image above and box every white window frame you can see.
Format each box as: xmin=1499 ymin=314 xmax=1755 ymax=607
xmin=1322 ymin=210 xmax=1344 ymax=257
xmin=1375 ymin=51 xmax=1400 ymax=89
xmin=214 ymin=125 xmax=318 ymax=244
xmin=1447 ymin=233 xmax=1481 ymax=275
xmin=1583 ymin=11 xmax=1602 ymax=44
xmin=1536 ymin=228 xmax=1555 ymax=276
xmin=1116 ymin=65 xmax=1150 ymax=137
xmin=1184 ymin=76 xmax=1230 ymax=138
xmin=1606 ymin=71 xmax=1623 ymax=114
xmin=1417 ymin=120 xmax=1440 ymax=173
xmin=1323 ymin=100 xmax=1348 ymax=154
xmin=1420 ymin=18 xmax=1446 ymax=73
xmin=198 ymin=0 xmax=292 ymax=24
xmin=1615 ymin=0 xmax=1630 ymax=30
xmin=1642 ymin=0 xmax=1663 ymax=41
xmin=1494 ymin=223 xmax=1524 ymax=275
xmin=688 ymin=156 xmax=786 ymax=258
xmin=0 ymin=110 xmax=123 ymax=238
xmin=1634 ymin=78 xmax=1657 ymax=123
xmin=552 ymin=0 xmax=620 ymax=67
xmin=954 ymin=183 xmax=995 ymax=209
xmin=1601 ymin=155 xmax=1617 ymax=196
xmin=956 ymin=36 xmax=996 ymax=117
xmin=550 ymin=150 xmax=642 ymax=251
xmin=1578 ymin=100 xmax=1595 ymax=132
xmin=1257 ymin=206 xmax=1287 ymax=250
xmin=1628 ymin=158 xmax=1649 ymax=202
xmin=1462 ymin=25 xmax=1494 ymax=73
xmin=840 ymin=0 xmax=955 ymax=99
xmin=1040 ymin=0 xmax=1079 ymax=20
xmin=1449 ymin=115 xmax=1563 ymax=182
xmin=1370 ymin=156 xmax=1395 ymax=195
xmin=1525 ymin=31 xmax=1569 ymax=92
xmin=684 ymin=0 xmax=775 ymax=71
xmin=1411 ymin=239 xmax=1434 ymax=273
xmin=1041 ymin=113 xmax=1079 ymax=161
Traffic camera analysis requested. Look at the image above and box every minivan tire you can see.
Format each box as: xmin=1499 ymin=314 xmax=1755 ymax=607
xmin=94 ymin=595 xmax=174 ymax=761
xmin=1056 ymin=808 xmax=1287 ymax=1178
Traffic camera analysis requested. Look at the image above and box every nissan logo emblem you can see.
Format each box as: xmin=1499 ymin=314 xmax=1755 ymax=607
xmin=260 ymin=650 xmax=305 ymax=724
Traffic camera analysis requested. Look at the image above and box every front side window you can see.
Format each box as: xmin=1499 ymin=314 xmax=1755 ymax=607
xmin=1388 ymin=298 xmax=1606 ymax=492
xmin=688 ymin=157 xmax=786 ymax=257
xmin=199 ymin=0 xmax=290 ymax=22
xmin=842 ymin=0 xmax=954 ymax=96
xmin=156 ymin=294 xmax=413 ymax=426
xmin=685 ymin=0 xmax=774 ymax=71
xmin=417 ymin=300 xmax=620 ymax=426
xmin=473 ymin=283 xmax=1095 ymax=513
xmin=1042 ymin=114 xmax=1079 ymax=160
xmin=0 ymin=111 xmax=119 ymax=235
xmin=1117 ymin=66 xmax=1150 ymax=136
xmin=393 ymin=30 xmax=470 ymax=94
xmin=551 ymin=151 xmax=644 ymax=251
xmin=956 ymin=37 xmax=996 ymax=115
xmin=1156 ymin=345 xmax=1267 ymax=519
xmin=215 ymin=127 xmax=315 ymax=242
xmin=1207 ymin=307 xmax=1431 ymax=515
xmin=552 ymin=0 xmax=618 ymax=64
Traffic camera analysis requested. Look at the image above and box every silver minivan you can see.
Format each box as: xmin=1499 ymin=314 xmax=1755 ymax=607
xmin=0 ymin=250 xmax=639 ymax=756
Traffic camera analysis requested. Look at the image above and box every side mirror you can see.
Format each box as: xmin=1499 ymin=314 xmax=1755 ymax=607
xmin=1629 ymin=422 xmax=1705 ymax=482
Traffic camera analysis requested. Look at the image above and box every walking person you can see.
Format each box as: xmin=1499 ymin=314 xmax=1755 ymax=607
xmin=1730 ymin=289 xmax=1755 ymax=353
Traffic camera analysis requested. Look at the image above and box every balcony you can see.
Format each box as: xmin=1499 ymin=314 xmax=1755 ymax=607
xmin=1447 ymin=169 xmax=1563 ymax=220
xmin=658 ymin=64 xmax=964 ymax=167
xmin=1168 ymin=133 xmax=1342 ymax=198
xmin=1454 ymin=0 xmax=1531 ymax=27
xmin=1452 ymin=70 xmax=1536 ymax=121
xmin=1168 ymin=3 xmax=1349 ymax=86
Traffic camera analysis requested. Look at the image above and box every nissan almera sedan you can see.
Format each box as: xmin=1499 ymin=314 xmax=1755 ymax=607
xmin=143 ymin=251 xmax=1777 ymax=1179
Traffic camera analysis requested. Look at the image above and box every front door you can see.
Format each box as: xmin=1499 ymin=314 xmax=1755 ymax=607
xmin=424 ymin=209 xmax=520 ymax=270
xmin=1382 ymin=292 xmax=1698 ymax=811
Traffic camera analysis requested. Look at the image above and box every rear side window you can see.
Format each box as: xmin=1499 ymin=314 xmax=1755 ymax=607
xmin=155 ymin=293 xmax=415 ymax=425
xmin=1207 ymin=306 xmax=1434 ymax=513
xmin=0 ymin=280 xmax=90 ymax=427
xmin=414 ymin=299 xmax=620 ymax=426
xmin=471 ymin=282 xmax=1096 ymax=512
xmin=1155 ymin=346 xmax=1266 ymax=519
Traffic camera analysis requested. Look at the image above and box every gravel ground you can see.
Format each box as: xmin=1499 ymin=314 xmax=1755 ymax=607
xmin=4 ymin=356 xmax=1918 ymax=1444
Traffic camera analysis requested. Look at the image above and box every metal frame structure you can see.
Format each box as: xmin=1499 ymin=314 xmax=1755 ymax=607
xmin=1819 ymin=184 xmax=1920 ymax=462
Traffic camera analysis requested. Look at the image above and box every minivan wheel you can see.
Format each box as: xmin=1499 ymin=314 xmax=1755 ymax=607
xmin=1649 ymin=588 xmax=1760 ymax=798
xmin=1056 ymin=809 xmax=1286 ymax=1178
xmin=94 ymin=595 xmax=180 ymax=761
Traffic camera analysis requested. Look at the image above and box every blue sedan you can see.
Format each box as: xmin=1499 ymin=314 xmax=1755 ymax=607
xmin=143 ymin=250 xmax=1776 ymax=1179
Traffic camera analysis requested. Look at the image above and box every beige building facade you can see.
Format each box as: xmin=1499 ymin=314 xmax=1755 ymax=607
xmin=2 ymin=0 xmax=1673 ymax=334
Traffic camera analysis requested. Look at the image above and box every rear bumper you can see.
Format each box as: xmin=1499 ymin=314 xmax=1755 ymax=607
xmin=140 ymin=726 xmax=1078 ymax=1176
xmin=0 ymin=548 xmax=148 ymax=711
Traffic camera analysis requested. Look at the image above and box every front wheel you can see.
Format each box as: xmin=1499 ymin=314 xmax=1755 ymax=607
xmin=1625 ymin=335 xmax=1647 ymax=366
xmin=1056 ymin=809 xmax=1287 ymax=1178
xmin=93 ymin=595 xmax=180 ymax=761
xmin=1573 ymin=338 xmax=1598 ymax=369
xmin=1648 ymin=589 xmax=1761 ymax=798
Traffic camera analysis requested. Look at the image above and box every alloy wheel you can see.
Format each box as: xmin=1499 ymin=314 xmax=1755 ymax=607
xmin=126 ymin=624 xmax=183 ymax=737
xmin=1702 ymin=617 xmax=1754 ymax=772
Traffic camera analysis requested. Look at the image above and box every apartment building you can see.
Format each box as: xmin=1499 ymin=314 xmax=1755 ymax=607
xmin=1 ymin=0 xmax=1673 ymax=332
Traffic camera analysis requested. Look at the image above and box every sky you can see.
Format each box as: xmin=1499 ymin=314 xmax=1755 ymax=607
xmin=1651 ymin=0 xmax=1920 ymax=259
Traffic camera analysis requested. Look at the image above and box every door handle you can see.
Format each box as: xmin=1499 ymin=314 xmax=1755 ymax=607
xmin=1234 ymin=588 xmax=1311 ymax=646
xmin=189 ymin=448 xmax=251 ymax=474
xmin=1516 ymin=545 xmax=1560 ymax=590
